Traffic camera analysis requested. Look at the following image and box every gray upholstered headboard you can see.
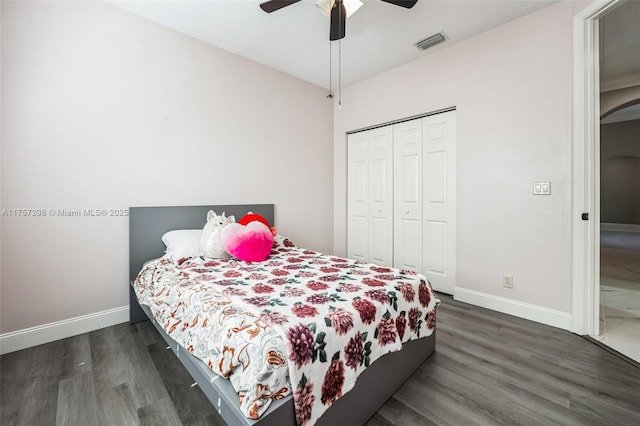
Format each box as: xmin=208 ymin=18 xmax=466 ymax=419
xmin=129 ymin=204 xmax=275 ymax=282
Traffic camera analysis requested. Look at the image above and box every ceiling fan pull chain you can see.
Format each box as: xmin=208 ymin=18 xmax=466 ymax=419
xmin=338 ymin=38 xmax=342 ymax=110
xmin=328 ymin=41 xmax=333 ymax=99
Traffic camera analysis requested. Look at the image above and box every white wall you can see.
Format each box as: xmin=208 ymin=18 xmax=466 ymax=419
xmin=1 ymin=1 xmax=333 ymax=334
xmin=334 ymin=1 xmax=588 ymax=317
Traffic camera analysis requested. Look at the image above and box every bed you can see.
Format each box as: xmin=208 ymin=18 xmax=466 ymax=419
xmin=129 ymin=204 xmax=437 ymax=426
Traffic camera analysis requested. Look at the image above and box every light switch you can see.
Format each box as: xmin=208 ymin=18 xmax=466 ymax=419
xmin=533 ymin=181 xmax=551 ymax=195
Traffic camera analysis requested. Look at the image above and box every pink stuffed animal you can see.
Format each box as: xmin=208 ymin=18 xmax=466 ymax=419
xmin=221 ymin=221 xmax=274 ymax=262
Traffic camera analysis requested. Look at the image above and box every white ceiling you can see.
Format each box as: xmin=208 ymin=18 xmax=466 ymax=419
xmin=110 ymin=0 xmax=558 ymax=89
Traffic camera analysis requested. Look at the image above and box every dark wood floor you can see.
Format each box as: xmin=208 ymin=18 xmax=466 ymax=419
xmin=2 ymin=294 xmax=639 ymax=426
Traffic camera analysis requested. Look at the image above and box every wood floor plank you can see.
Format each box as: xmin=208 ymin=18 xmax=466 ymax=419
xmin=428 ymin=346 xmax=601 ymax=426
xmin=394 ymin=372 xmax=501 ymax=426
xmin=138 ymin=396 xmax=184 ymax=426
xmin=187 ymin=412 xmax=228 ymax=426
xmin=3 ymin=376 xmax=59 ymax=426
xmin=134 ymin=320 xmax=163 ymax=346
xmin=90 ymin=325 xmax=136 ymax=390
xmin=55 ymin=371 xmax=99 ymax=426
xmin=95 ymin=382 xmax=141 ymax=426
xmin=364 ymin=413 xmax=393 ymax=426
xmin=57 ymin=333 xmax=94 ymax=380
xmin=90 ymin=323 xmax=170 ymax=410
xmin=435 ymin=338 xmax=573 ymax=409
xmin=373 ymin=395 xmax=440 ymax=426
xmin=0 ymin=335 xmax=90 ymax=426
xmin=524 ymin=353 xmax=640 ymax=411
xmin=146 ymin=341 xmax=220 ymax=426
xmin=439 ymin=308 xmax=640 ymax=399
xmin=1 ymin=342 xmax=34 ymax=425
xmin=418 ymin=357 xmax=542 ymax=425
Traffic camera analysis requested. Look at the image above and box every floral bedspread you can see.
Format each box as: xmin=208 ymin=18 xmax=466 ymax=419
xmin=133 ymin=237 xmax=439 ymax=425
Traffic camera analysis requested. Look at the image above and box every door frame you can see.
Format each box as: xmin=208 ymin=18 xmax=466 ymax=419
xmin=571 ymin=0 xmax=622 ymax=335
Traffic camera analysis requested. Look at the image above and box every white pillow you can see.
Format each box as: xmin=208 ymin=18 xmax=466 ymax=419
xmin=161 ymin=229 xmax=202 ymax=261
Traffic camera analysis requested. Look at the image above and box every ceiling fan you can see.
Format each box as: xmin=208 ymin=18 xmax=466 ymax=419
xmin=259 ymin=0 xmax=419 ymax=41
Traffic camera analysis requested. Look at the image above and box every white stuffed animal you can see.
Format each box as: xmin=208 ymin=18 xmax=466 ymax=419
xmin=200 ymin=210 xmax=235 ymax=258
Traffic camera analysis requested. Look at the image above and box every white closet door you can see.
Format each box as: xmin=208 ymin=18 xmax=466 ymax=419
xmin=393 ymin=119 xmax=423 ymax=272
xmin=347 ymin=132 xmax=369 ymax=262
xmin=423 ymin=111 xmax=456 ymax=294
xmin=368 ymin=127 xmax=394 ymax=266
xmin=347 ymin=128 xmax=393 ymax=265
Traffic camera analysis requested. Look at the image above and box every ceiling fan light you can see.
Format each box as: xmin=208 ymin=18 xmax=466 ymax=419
xmin=315 ymin=0 xmax=363 ymax=18
xmin=344 ymin=0 xmax=363 ymax=17
xmin=315 ymin=0 xmax=332 ymax=17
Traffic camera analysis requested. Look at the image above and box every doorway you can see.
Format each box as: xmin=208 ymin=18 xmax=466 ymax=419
xmin=573 ymin=0 xmax=640 ymax=363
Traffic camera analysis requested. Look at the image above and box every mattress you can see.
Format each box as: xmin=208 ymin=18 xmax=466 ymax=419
xmin=133 ymin=236 xmax=439 ymax=425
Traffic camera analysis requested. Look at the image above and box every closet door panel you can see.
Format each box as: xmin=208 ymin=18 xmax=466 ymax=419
xmin=368 ymin=127 xmax=393 ymax=266
xmin=423 ymin=111 xmax=456 ymax=293
xmin=348 ymin=133 xmax=369 ymax=262
xmin=350 ymin=216 xmax=369 ymax=262
xmin=424 ymin=149 xmax=448 ymax=274
xmin=425 ymin=220 xmax=446 ymax=274
xmin=393 ymin=119 xmax=423 ymax=272
xmin=348 ymin=127 xmax=393 ymax=265
xmin=425 ymin=151 xmax=447 ymax=203
xmin=396 ymin=217 xmax=422 ymax=271
xmin=399 ymin=156 xmax=420 ymax=203
xmin=370 ymin=217 xmax=389 ymax=265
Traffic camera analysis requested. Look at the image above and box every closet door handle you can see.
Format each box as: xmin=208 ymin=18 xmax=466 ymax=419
xmin=405 ymin=210 xmax=410 ymax=214
xmin=378 ymin=209 xmax=382 ymax=213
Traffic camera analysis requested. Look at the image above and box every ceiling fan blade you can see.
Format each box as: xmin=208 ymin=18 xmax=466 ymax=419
xmin=259 ymin=0 xmax=301 ymax=13
xmin=380 ymin=0 xmax=419 ymax=8
xmin=330 ymin=0 xmax=346 ymax=41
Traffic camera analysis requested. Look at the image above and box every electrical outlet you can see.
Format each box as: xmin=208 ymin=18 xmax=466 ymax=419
xmin=503 ymin=275 xmax=514 ymax=289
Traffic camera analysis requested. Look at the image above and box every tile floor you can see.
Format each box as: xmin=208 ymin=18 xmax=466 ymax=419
xmin=596 ymin=230 xmax=640 ymax=363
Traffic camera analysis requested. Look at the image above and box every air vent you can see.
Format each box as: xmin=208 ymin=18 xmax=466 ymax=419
xmin=414 ymin=32 xmax=447 ymax=50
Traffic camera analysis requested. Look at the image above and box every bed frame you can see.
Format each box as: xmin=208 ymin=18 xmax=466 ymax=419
xmin=129 ymin=204 xmax=436 ymax=426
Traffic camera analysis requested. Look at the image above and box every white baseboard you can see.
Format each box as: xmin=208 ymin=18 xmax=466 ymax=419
xmin=453 ymin=287 xmax=572 ymax=331
xmin=601 ymin=223 xmax=640 ymax=233
xmin=0 ymin=306 xmax=129 ymax=355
